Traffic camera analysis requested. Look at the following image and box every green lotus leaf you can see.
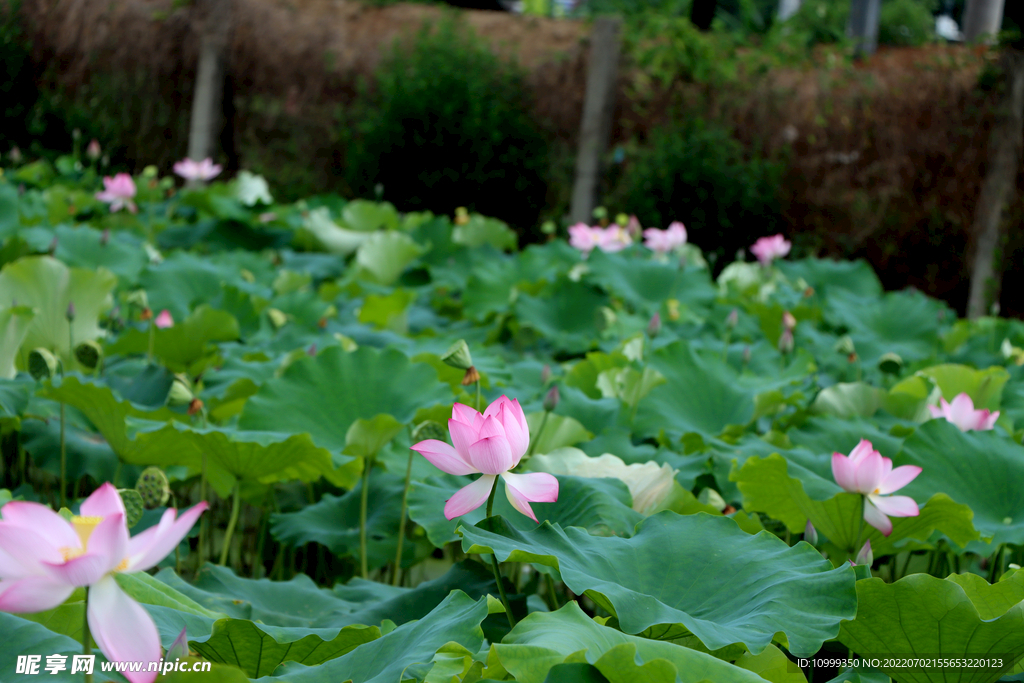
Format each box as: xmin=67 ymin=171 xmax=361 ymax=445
xmin=340 ymin=199 xmax=400 ymax=233
xmin=138 ymin=251 xmax=273 ymax=320
xmin=459 ymin=511 xmax=856 ymax=656
xmin=354 ymin=231 xmax=426 ymax=285
xmin=896 ymin=419 xmax=1024 ymax=552
xmin=0 ymin=305 xmax=34 ymax=378
xmin=0 ymin=181 xmax=17 ymax=239
xmin=48 ymin=224 xmax=148 ymax=281
xmin=777 ymin=258 xmax=883 ymax=298
xmin=239 ymin=345 xmax=450 ymax=453
xmin=526 ymin=412 xmax=594 ymax=455
xmin=106 ymin=304 xmax=240 ymax=374
xmin=0 ymin=256 xmax=116 ymax=370
xmin=583 ymin=250 xmax=716 ymax=314
xmin=731 ymin=454 xmax=978 ymax=560
xmin=915 ymin=363 xmax=1008 ymax=410
xmin=452 ymin=213 xmax=517 ymax=250
xmin=0 ymin=611 xmax=119 ymax=682
xmin=409 ymin=474 xmax=643 ymax=547
xmin=252 ymin=592 xmax=491 ymax=683
xmin=514 ymin=281 xmax=609 ymax=355
xmin=810 ymin=383 xmax=885 ymax=419
xmin=494 ymin=602 xmax=769 ymax=683
xmin=837 ymin=571 xmax=1024 ymax=683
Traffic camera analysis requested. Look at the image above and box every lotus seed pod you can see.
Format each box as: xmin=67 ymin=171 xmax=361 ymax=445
xmin=74 ymin=340 xmax=103 ymax=370
xmin=136 ymin=467 xmax=171 ymax=509
xmin=697 ymin=488 xmax=727 ymax=512
xmin=118 ymin=488 xmax=146 ymax=527
xmin=441 ymin=339 xmax=473 ymax=371
xmin=267 ymin=308 xmax=288 ymax=329
xmin=878 ymin=352 xmax=903 ymax=375
xmin=28 ymin=348 xmax=59 ymax=380
xmin=833 ymin=335 xmax=855 ymax=356
xmin=411 ymin=420 xmax=448 ymax=444
xmin=126 ymin=289 xmax=149 ymax=311
xmin=167 ymin=378 xmax=194 ymax=407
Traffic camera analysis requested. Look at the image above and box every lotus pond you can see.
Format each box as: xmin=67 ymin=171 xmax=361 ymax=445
xmin=0 ymin=156 xmax=1023 ymax=683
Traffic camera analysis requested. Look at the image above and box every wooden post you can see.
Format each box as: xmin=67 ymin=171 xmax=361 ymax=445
xmin=963 ymin=0 xmax=1006 ymax=44
xmin=847 ymin=0 xmax=881 ymax=58
xmin=187 ymin=0 xmax=233 ymax=165
xmin=967 ymin=50 xmax=1024 ymax=319
xmin=569 ymin=17 xmax=621 ymax=226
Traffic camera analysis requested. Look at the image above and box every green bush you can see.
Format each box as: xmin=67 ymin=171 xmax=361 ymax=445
xmin=879 ymin=0 xmax=937 ymax=46
xmin=607 ymin=117 xmax=784 ymax=270
xmin=343 ymin=18 xmax=549 ymax=232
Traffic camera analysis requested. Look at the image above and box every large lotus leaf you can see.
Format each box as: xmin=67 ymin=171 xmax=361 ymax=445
xmin=785 ymin=415 xmax=905 ymax=460
xmin=809 ymin=383 xmax=885 ymax=419
xmin=459 ymin=511 xmax=857 ymax=656
xmin=837 ymin=571 xmax=1024 ymax=683
xmin=452 ymin=213 xmax=517 ymax=250
xmin=733 ymin=644 xmax=808 ymax=683
xmin=514 ymin=281 xmax=608 ymax=354
xmin=0 ymin=305 xmax=34 ymax=378
xmin=49 ymin=224 xmax=148 ymax=281
xmin=895 ymin=419 xmax=1024 ymax=552
xmin=340 ymin=199 xmax=400 ymax=232
xmin=494 ymin=602 xmax=768 ymax=683
xmin=583 ymin=250 xmax=716 ymax=314
xmin=732 ymin=455 xmax=978 ymax=559
xmin=138 ymin=251 xmax=272 ymax=321
xmin=777 ymin=258 xmax=883 ymax=298
xmin=526 ymin=412 xmax=595 ymax=455
xmin=0 ymin=611 xmax=119 ymax=682
xmin=238 ymin=345 xmax=449 ymax=452
xmin=0 ymin=256 xmax=116 ymax=368
xmin=0 ymin=181 xmax=17 ymax=238
xmin=19 ymin=407 xmax=123 ymax=485
xmin=634 ymin=342 xmax=756 ymax=438
xmin=253 ymin=592 xmax=492 ymax=683
xmin=105 ymin=304 xmax=240 ymax=374
xmin=822 ymin=289 xmax=948 ymax=366
xmin=270 ymin=471 xmax=417 ymax=570
xmin=915 ymin=364 xmax=1008 ymax=410
xmin=354 ymin=231 xmax=426 ymax=285
xmin=409 ymin=474 xmax=643 ymax=547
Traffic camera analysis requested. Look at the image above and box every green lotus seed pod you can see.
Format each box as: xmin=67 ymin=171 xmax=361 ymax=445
xmin=118 ymin=488 xmax=145 ymax=527
xmin=125 ymin=289 xmax=149 ymax=310
xmin=833 ymin=335 xmax=856 ymax=356
xmin=167 ymin=378 xmax=194 ymax=407
xmin=136 ymin=466 xmax=171 ymax=509
xmin=28 ymin=348 xmax=59 ymax=381
xmin=411 ymin=420 xmax=448 ymax=444
xmin=74 ymin=340 xmax=103 ymax=370
xmin=878 ymin=352 xmax=903 ymax=375
xmin=697 ymin=488 xmax=727 ymax=512
xmin=267 ymin=308 xmax=288 ymax=329
xmin=441 ymin=339 xmax=473 ymax=371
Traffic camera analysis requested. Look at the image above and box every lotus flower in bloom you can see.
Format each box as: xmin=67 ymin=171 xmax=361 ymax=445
xmin=0 ymin=483 xmax=207 ymax=683
xmin=154 ymin=309 xmax=174 ymax=329
xmin=643 ymin=221 xmax=687 ymax=253
xmin=598 ymin=224 xmax=632 ymax=253
xmin=928 ymin=393 xmax=998 ymax=431
xmin=831 ymin=440 xmax=921 ymax=536
xmin=173 ymin=157 xmax=222 ymax=182
xmin=568 ymin=223 xmax=603 ymax=254
xmin=411 ymin=396 xmax=558 ymax=521
xmin=750 ymin=234 xmax=791 ymax=265
xmin=95 ymin=173 xmax=137 ymax=213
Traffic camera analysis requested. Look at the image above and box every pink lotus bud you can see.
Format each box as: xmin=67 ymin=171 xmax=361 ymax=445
xmin=854 ymin=540 xmax=873 ymax=567
xmin=100 ymin=229 xmax=110 ymax=246
xmin=647 ymin=312 xmax=662 ymax=338
xmin=154 ymin=309 xmax=174 ymax=329
xmin=307 ymin=343 xmax=317 ymax=356
xmin=726 ymin=309 xmax=739 ymax=329
xmin=8 ymin=146 xmax=22 ymax=163
xmin=804 ymin=520 xmax=818 ymax=546
xmin=782 ymin=311 xmax=797 ymax=331
xmin=540 ymin=364 xmax=551 ymax=385
xmin=66 ymin=302 xmax=75 ymax=322
xmin=543 ymin=385 xmax=560 ymax=412
xmin=86 ymin=139 xmax=101 ymax=160
xmin=778 ymin=328 xmax=794 ymax=354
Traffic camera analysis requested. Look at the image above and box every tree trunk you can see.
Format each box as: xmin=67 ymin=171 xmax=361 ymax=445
xmin=777 ymin=0 xmax=801 ymax=22
xmin=962 ymin=0 xmax=1006 ymax=44
xmin=967 ymin=50 xmax=1024 ymax=319
xmin=690 ymin=0 xmax=718 ymax=31
xmin=187 ymin=0 xmax=233 ymax=164
xmin=847 ymin=0 xmax=881 ymax=58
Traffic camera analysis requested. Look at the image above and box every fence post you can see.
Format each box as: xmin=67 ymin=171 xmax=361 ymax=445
xmin=847 ymin=0 xmax=881 ymax=58
xmin=569 ymin=16 xmax=622 ymax=225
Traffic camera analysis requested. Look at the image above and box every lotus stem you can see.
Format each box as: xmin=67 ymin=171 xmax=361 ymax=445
xmin=198 ymin=451 xmax=208 ymax=566
xmin=489 ymin=553 xmax=516 ymax=629
xmin=59 ymin=401 xmax=66 ymax=510
xmin=392 ymin=449 xmax=414 ymax=586
xmin=485 ymin=477 xmax=498 ymax=518
xmin=359 ymin=456 xmax=374 ymax=579
xmin=988 ymin=544 xmax=1004 ymax=583
xmin=219 ymin=483 xmax=241 ymax=567
xmin=83 ymin=586 xmax=93 ymax=683
xmin=547 ymin=574 xmax=560 ymax=611
xmin=147 ymin=323 xmax=155 ymax=363
xmin=525 ymin=411 xmax=549 ymax=461
xmin=852 ymin=497 xmax=867 ymax=558
xmin=475 ymin=380 xmax=482 ymax=412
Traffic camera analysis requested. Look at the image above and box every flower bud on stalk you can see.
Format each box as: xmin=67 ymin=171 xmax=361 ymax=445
xmin=726 ymin=309 xmax=739 ymax=329
xmin=854 ymin=540 xmax=873 ymax=567
xmin=804 ymin=520 xmax=818 ymax=546
xmin=543 ymin=385 xmax=560 ymax=412
xmin=647 ymin=312 xmax=661 ymax=339
xmin=442 ymin=339 xmax=474 ymax=371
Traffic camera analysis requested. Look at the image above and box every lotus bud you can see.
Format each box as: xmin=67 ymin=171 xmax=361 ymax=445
xmin=854 ymin=540 xmax=873 ymax=567
xmin=782 ymin=311 xmax=797 ymax=331
xmin=100 ymin=228 xmax=110 ymax=246
xmin=86 ymin=139 xmax=101 ymax=160
xmin=726 ymin=308 xmax=739 ymax=329
xmin=48 ymin=236 xmax=58 ymax=255
xmin=166 ymin=629 xmax=190 ymax=662
xmin=454 ymin=207 xmax=470 ymax=225
xmin=74 ymin=340 xmax=103 ymax=370
xmin=8 ymin=146 xmax=22 ymax=163
xmin=778 ymin=328 xmax=794 ymax=354
xmin=743 ymin=346 xmax=751 ymax=365
xmin=834 ymin=335 xmax=855 ymax=356
xmin=441 ymin=339 xmax=474 ymax=371
xmin=878 ymin=352 xmax=903 ymax=375
xmin=187 ymin=397 xmax=204 ymax=416
xmin=28 ymin=348 xmax=60 ymax=380
xmin=666 ymin=299 xmax=680 ymax=321
xmin=461 ymin=366 xmax=481 ymax=386
xmin=540 ymin=364 xmax=551 ymax=385
xmin=167 ymin=378 xmax=194 ymax=406
xmin=543 ymin=385 xmax=560 ymax=412
xmin=411 ymin=420 xmax=448 ymax=443
xmin=647 ymin=312 xmax=661 ymax=339
xmin=804 ymin=520 xmax=818 ymax=546
xmin=697 ymin=488 xmax=727 ymax=512
xmin=135 ymin=467 xmax=171 ymax=509
xmin=117 ymin=488 xmax=146 ymax=527
xmin=72 ymin=128 xmax=81 ymax=141
xmin=307 ymin=343 xmax=317 ymax=356
xmin=154 ymin=309 xmax=174 ymax=329
xmin=267 ymin=308 xmax=288 ymax=329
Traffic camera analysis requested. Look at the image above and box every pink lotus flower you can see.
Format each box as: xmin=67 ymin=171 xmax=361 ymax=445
xmin=154 ymin=309 xmax=174 ymax=329
xmin=598 ymin=224 xmax=632 ymax=253
xmin=95 ymin=174 xmax=137 ymax=214
xmin=173 ymin=157 xmax=222 ymax=182
xmin=750 ymin=234 xmax=791 ymax=265
xmin=831 ymin=440 xmax=921 ymax=536
xmin=928 ymin=393 xmax=998 ymax=431
xmin=411 ymin=396 xmax=558 ymax=522
xmin=568 ymin=223 xmax=603 ymax=254
xmin=643 ymin=221 xmax=688 ymax=253
xmin=0 ymin=483 xmax=207 ymax=683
